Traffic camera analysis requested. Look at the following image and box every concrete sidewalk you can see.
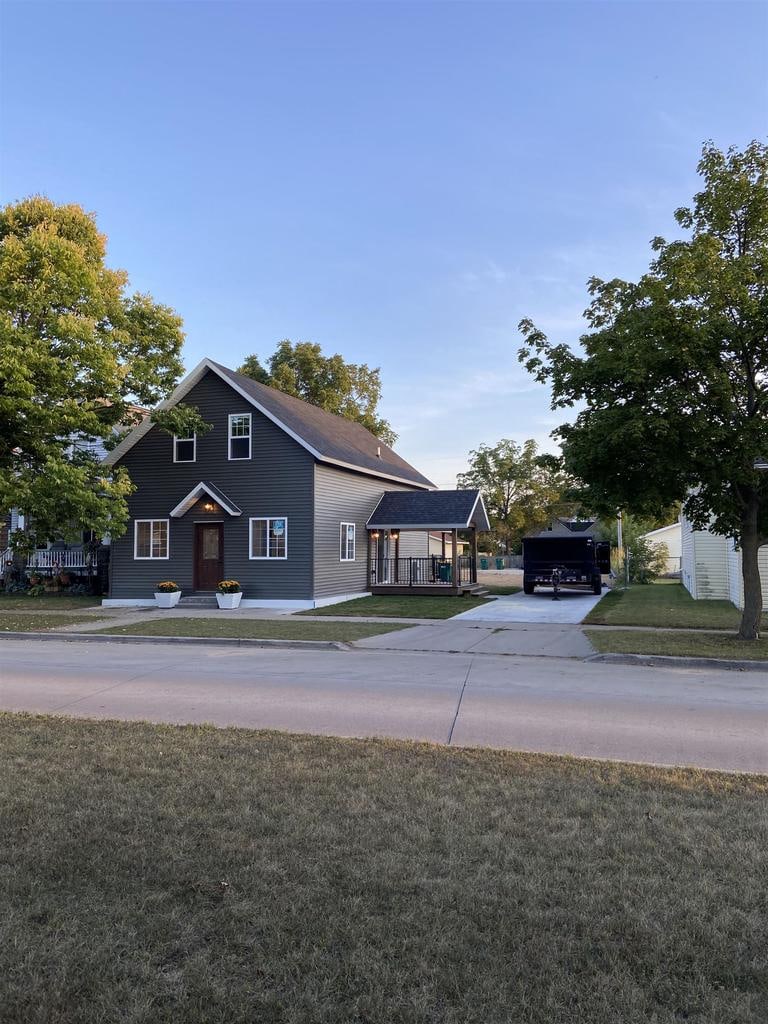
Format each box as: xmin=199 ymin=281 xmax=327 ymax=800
xmin=1 ymin=638 xmax=765 ymax=772
xmin=355 ymin=621 xmax=595 ymax=658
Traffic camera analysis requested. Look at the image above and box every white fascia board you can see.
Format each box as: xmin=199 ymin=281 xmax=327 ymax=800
xmin=640 ymin=523 xmax=679 ymax=539
xmin=319 ymin=457 xmax=433 ymax=489
xmin=102 ymin=358 xmax=213 ymax=466
xmin=468 ymin=492 xmax=491 ymax=531
xmin=169 ymin=482 xmax=242 ymax=518
xmin=366 ymin=522 xmax=471 ymax=530
xmin=104 ymin=359 xmax=432 ymax=489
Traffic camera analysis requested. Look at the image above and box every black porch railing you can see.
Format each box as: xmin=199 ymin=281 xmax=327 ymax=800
xmin=370 ymin=556 xmax=475 ymax=587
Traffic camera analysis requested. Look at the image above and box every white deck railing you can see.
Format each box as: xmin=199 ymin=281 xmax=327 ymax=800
xmin=1 ymin=547 xmax=89 ymax=569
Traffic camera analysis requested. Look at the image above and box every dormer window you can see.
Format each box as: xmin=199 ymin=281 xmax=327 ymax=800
xmin=173 ymin=434 xmax=196 ymax=463
xmin=229 ymin=413 xmax=251 ymax=460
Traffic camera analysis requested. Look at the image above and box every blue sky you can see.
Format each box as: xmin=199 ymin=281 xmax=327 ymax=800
xmin=2 ymin=1 xmax=766 ymax=486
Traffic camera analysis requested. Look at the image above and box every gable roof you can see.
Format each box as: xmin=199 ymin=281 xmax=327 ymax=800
xmin=367 ymin=489 xmax=490 ymax=531
xmin=169 ymin=481 xmax=242 ymax=518
xmin=639 ymin=522 xmax=680 ymax=539
xmin=538 ymin=518 xmax=596 ymax=536
xmin=104 ymin=358 xmax=434 ymax=489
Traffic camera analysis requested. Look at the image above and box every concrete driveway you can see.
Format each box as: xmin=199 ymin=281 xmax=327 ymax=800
xmin=455 ymin=588 xmax=606 ymax=624
xmin=1 ymin=638 xmax=766 ymax=772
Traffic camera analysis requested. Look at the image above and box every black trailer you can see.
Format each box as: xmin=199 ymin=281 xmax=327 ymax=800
xmin=522 ymin=535 xmax=611 ymax=595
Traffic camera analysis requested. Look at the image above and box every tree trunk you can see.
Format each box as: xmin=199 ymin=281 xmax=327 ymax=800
xmin=738 ymin=501 xmax=763 ymax=640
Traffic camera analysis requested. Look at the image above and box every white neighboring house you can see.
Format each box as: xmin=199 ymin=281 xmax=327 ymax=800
xmin=428 ymin=532 xmax=468 ymax=557
xmin=2 ymin=408 xmax=147 ymax=571
xmin=639 ymin=522 xmax=681 ymax=575
xmin=680 ymin=510 xmax=768 ymax=608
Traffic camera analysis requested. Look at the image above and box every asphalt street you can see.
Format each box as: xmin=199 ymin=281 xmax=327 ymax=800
xmin=1 ymin=638 xmax=766 ymax=772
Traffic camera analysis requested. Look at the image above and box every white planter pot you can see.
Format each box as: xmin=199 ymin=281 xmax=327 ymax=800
xmin=216 ymin=592 xmax=242 ymax=609
xmin=155 ymin=591 xmax=181 ymax=608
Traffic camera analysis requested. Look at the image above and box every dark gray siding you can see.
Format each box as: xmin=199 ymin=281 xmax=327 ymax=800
xmin=110 ymin=370 xmax=315 ymax=600
xmin=312 ymin=464 xmax=428 ymax=598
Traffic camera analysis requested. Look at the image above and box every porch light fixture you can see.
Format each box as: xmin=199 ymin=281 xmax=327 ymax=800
xmin=202 ymin=501 xmax=217 ymax=513
xmin=370 ymin=530 xmax=380 ymax=539
xmin=390 ymin=530 xmax=400 ymax=541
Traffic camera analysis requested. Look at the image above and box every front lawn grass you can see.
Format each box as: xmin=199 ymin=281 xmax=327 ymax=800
xmin=300 ymin=594 xmax=493 ymax=618
xmin=483 ymin=584 xmax=522 ymax=595
xmin=0 ymin=593 xmax=101 ymax=610
xmin=584 ymin=581 xmax=755 ymax=629
xmin=0 ymin=613 xmax=100 ymax=632
xmin=93 ymin=617 xmax=410 ymax=642
xmin=1 ymin=714 xmax=766 ymax=1024
xmin=586 ymin=627 xmax=768 ymax=661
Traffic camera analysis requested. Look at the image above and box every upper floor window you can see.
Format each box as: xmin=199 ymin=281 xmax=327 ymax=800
xmin=134 ymin=519 xmax=169 ymax=559
xmin=229 ymin=413 xmax=251 ymax=460
xmin=340 ymin=522 xmax=356 ymax=561
xmin=174 ymin=433 xmax=196 ymax=463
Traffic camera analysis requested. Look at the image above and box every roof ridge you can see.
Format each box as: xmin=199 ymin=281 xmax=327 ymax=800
xmin=209 ymin=360 xmax=435 ymax=488
xmin=212 ymin=361 xmax=403 ymax=455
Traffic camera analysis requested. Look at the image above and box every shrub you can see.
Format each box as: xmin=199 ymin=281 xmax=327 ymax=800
xmin=216 ymin=580 xmax=241 ymax=594
xmin=156 ymin=581 xmax=180 ymax=593
xmin=624 ymin=539 xmax=669 ymax=584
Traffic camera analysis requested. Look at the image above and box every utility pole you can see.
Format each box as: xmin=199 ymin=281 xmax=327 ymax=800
xmin=616 ymin=511 xmax=625 ymax=587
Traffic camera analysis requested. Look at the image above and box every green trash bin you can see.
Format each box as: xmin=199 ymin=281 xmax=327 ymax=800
xmin=495 ymin=557 xmax=504 ymax=570
xmin=480 ymin=557 xmax=489 ymax=570
xmin=438 ymin=563 xmax=452 ymax=583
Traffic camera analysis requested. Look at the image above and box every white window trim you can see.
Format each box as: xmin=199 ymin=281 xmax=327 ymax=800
xmin=340 ymin=521 xmax=356 ymax=562
xmin=228 ymin=413 xmax=252 ymax=460
xmin=249 ymin=516 xmax=288 ymax=560
xmin=133 ymin=519 xmax=170 ymax=560
xmin=173 ymin=433 xmax=197 ymax=463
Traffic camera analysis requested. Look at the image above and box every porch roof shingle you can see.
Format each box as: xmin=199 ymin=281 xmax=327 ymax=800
xmin=367 ymin=489 xmax=490 ymax=531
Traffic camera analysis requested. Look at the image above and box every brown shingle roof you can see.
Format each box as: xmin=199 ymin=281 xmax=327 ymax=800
xmin=212 ymin=362 xmax=434 ymax=488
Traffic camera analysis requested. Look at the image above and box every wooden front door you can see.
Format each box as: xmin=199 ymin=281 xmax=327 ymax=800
xmin=194 ymin=523 xmax=224 ymax=591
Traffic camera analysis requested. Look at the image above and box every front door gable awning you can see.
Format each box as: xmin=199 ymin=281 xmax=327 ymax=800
xmin=169 ymin=481 xmax=242 ymax=518
xmin=367 ymin=489 xmax=490 ymax=532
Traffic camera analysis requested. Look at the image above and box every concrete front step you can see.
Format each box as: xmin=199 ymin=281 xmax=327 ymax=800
xmin=178 ymin=595 xmax=218 ymax=608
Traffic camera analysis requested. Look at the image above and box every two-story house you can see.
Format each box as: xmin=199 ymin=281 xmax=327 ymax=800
xmin=103 ymin=359 xmax=489 ymax=608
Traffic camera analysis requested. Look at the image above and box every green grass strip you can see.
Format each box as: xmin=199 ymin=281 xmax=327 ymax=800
xmin=0 ymin=613 xmax=100 ymax=632
xmin=300 ymin=595 xmax=492 ymax=618
xmin=584 ymin=581 xmax=760 ymax=630
xmin=586 ymin=628 xmax=768 ymax=660
xmin=93 ymin=617 xmax=411 ymax=642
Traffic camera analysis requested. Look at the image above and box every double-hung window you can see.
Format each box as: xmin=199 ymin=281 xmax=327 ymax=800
xmin=249 ymin=517 xmax=287 ymax=559
xmin=340 ymin=522 xmax=356 ymax=561
xmin=173 ymin=433 xmax=196 ymax=462
xmin=134 ymin=519 xmax=169 ymax=559
xmin=229 ymin=413 xmax=251 ymax=460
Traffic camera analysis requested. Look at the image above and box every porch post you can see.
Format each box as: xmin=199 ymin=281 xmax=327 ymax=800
xmin=451 ymin=528 xmax=459 ymax=594
xmin=471 ymin=527 xmax=478 ymax=584
xmin=367 ymin=530 xmax=372 ymax=590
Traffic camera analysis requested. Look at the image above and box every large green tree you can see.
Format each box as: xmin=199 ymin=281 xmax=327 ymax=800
xmin=457 ymin=439 xmax=573 ymax=553
xmin=0 ymin=196 xmax=206 ymax=550
xmin=518 ymin=140 xmax=768 ymax=639
xmin=238 ymin=340 xmax=396 ymax=444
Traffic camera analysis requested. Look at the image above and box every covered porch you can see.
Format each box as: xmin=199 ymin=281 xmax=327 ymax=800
xmin=366 ymin=489 xmax=490 ymax=596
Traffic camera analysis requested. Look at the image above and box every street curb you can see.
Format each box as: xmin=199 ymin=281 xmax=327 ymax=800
xmin=587 ymin=652 xmax=768 ymax=673
xmin=0 ymin=632 xmax=350 ymax=652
